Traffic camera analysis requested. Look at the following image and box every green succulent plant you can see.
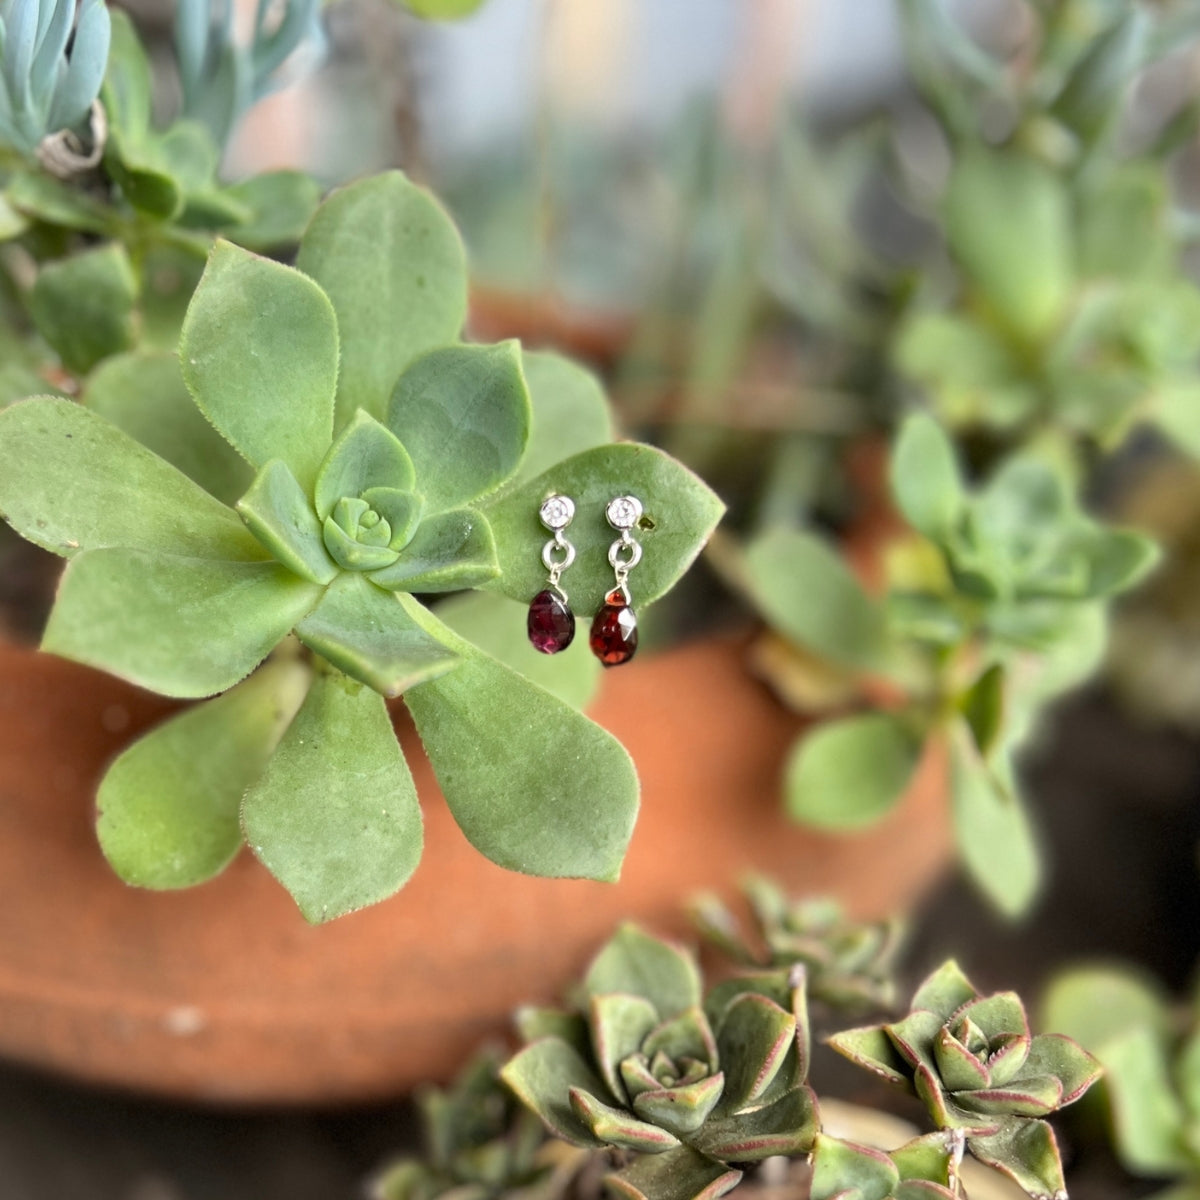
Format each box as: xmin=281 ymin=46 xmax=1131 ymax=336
xmin=0 ymin=171 xmax=723 ymax=921
xmin=501 ymin=924 xmax=817 ymax=1200
xmin=374 ymin=1048 xmax=559 ymax=1200
xmin=690 ymin=876 xmax=905 ymax=1014
xmin=732 ymin=412 xmax=1158 ymax=917
xmin=809 ymin=1133 xmax=956 ymax=1200
xmin=831 ymin=960 xmax=1102 ymax=1199
xmin=1043 ymin=963 xmax=1200 ymax=1196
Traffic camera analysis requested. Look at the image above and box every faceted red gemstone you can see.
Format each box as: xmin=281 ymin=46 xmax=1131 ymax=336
xmin=589 ymin=589 xmax=638 ymax=667
xmin=528 ymin=588 xmax=575 ymax=654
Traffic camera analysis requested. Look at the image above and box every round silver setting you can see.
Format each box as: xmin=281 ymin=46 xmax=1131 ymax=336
xmin=605 ymin=495 xmax=643 ymax=531
xmin=539 ymin=494 xmax=575 ymax=531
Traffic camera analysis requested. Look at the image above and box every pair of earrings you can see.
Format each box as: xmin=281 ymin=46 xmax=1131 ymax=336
xmin=527 ymin=493 xmax=642 ymax=667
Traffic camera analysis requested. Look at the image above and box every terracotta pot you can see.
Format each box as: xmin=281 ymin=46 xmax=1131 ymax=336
xmin=0 ymin=633 xmax=950 ymax=1105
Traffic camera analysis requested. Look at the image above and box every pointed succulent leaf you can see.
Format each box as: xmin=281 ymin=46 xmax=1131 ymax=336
xmin=362 ymin=489 xmax=423 ymax=549
xmin=84 ymin=351 xmax=252 ymax=506
xmin=967 ymin=1119 xmax=1066 ymax=1198
xmin=1081 ymin=528 xmax=1160 ymax=598
xmin=891 ymin=1134 xmax=953 ymax=1184
xmin=690 ymin=1083 xmax=817 ymax=1160
xmin=911 ymin=961 xmax=979 ymax=1021
xmin=605 ymin=1144 xmax=741 ymax=1200
xmin=296 ymin=172 xmax=467 ymax=425
xmin=568 ymin=1086 xmax=681 ymax=1152
xmin=890 ymin=414 xmax=965 ymax=540
xmin=632 ymin=1073 xmax=725 ymax=1137
xmin=956 ymin=1075 xmax=1063 ymax=1117
xmin=387 ymin=342 xmax=531 ymax=511
xmin=810 ymin=1135 xmax=899 ymax=1200
xmin=714 ymin=992 xmax=797 ymax=1113
xmin=237 ymin=459 xmax=337 ymax=585
xmin=241 ymin=670 xmax=424 ymax=922
xmin=481 ymin=443 xmax=724 ymax=618
xmin=642 ymin=1007 xmax=718 ymax=1066
xmin=295 ymin=576 xmax=460 ymax=696
xmin=888 ymin=1010 xmax=949 ymax=1075
xmin=369 ymin=508 xmax=499 ymax=592
xmin=500 ymin=1040 xmax=610 ymax=1148
xmin=950 ymin=725 xmax=1042 ymax=918
xmin=403 ymin=608 xmax=637 ymax=880
xmin=740 ymin=526 xmax=886 ymax=670
xmin=28 ymin=244 xmax=137 ymax=375
xmin=508 ymin=351 xmax=614 ymax=488
xmin=0 ymin=397 xmax=261 ymax=561
xmin=958 ymin=992 xmax=1028 ymax=1041
xmin=933 ymin=1027 xmax=991 ymax=1092
xmin=1022 ymin=1034 xmax=1103 ymax=1106
xmin=180 ymin=240 xmax=338 ymax=491
xmin=43 ymin=550 xmax=321 ymax=698
xmin=986 ymin=1035 xmax=1033 ymax=1087
xmin=313 ymin=409 xmax=417 ymax=521
xmin=589 ymin=993 xmax=660 ymax=1104
xmin=97 ymin=660 xmax=309 ymax=889
xmin=785 ymin=713 xmax=922 ymax=831
xmin=827 ymin=1025 xmax=912 ymax=1086
xmin=584 ymin=925 xmax=702 ymax=1018
xmin=515 ymin=1007 xmax=589 ymax=1054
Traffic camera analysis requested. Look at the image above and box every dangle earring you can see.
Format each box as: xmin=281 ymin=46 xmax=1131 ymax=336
xmin=527 ymin=494 xmax=577 ymax=654
xmin=590 ymin=495 xmax=642 ymax=667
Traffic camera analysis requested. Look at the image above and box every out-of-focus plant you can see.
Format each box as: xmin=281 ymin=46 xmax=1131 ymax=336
xmin=690 ymin=874 xmax=906 ymax=1014
xmin=1043 ymin=962 xmax=1200 ymax=1196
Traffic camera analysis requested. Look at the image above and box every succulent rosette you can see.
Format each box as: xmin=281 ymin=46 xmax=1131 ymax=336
xmin=501 ymin=924 xmax=818 ymax=1200
xmin=830 ymin=960 xmax=1102 ymax=1198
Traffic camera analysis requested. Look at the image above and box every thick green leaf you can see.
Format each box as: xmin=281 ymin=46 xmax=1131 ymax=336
xmin=714 ymin=993 xmax=797 ymax=1112
xmin=961 ymin=663 xmax=1005 ymax=758
xmin=1083 ymin=529 xmax=1160 ymax=597
xmin=810 ymin=1135 xmax=898 ymax=1200
xmin=295 ymin=576 xmax=460 ymax=696
xmin=296 ymin=172 xmax=467 ymax=426
xmin=387 ymin=342 xmax=531 ymax=511
xmin=181 ymin=240 xmax=338 ymax=491
xmin=314 ymin=409 xmax=416 ymax=520
xmin=945 ymin=149 xmax=1072 ymax=342
xmin=238 ymin=460 xmax=337 ymax=585
xmin=572 ymin=1088 xmax=683 ymax=1150
xmin=509 ymin=351 xmax=614 ymax=488
xmin=43 ymin=550 xmax=321 ymax=698
xmin=950 ymin=724 xmax=1041 ymax=918
xmin=826 ymin=1025 xmax=912 ymax=1086
xmin=223 ymin=170 xmax=322 ymax=251
xmin=368 ymin=508 xmax=499 ymax=592
xmin=28 ymin=245 xmax=137 ymax=376
xmin=84 ymin=351 xmax=253 ymax=506
xmin=404 ymin=607 xmax=637 ymax=880
xmin=606 ymin=1145 xmax=741 ymax=1200
xmin=482 ymin=443 xmax=725 ymax=618
xmin=742 ymin=527 xmax=885 ymax=670
xmin=590 ymin=992 xmax=660 ymax=1102
xmin=691 ymin=1084 xmax=816 ymax=1159
xmin=96 ymin=661 xmax=309 ymax=888
xmin=6 ymin=171 xmax=112 ymax=233
xmin=967 ymin=1119 xmax=1065 ymax=1197
xmin=1040 ymin=965 xmax=1172 ymax=1052
xmin=584 ymin=925 xmax=702 ymax=1018
xmin=500 ymin=1039 xmax=610 ymax=1147
xmin=241 ymin=670 xmax=424 ymax=922
xmin=890 ymin=414 xmax=965 ymax=539
xmin=1024 ymin=1034 xmax=1102 ymax=1104
xmin=785 ymin=714 xmax=922 ymax=831
xmin=432 ymin=591 xmax=601 ymax=711
xmin=0 ymin=397 xmax=261 ymax=560
xmin=911 ymin=960 xmax=979 ymax=1020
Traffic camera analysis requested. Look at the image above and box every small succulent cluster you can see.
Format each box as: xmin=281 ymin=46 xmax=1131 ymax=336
xmin=734 ymin=412 xmax=1158 ymax=919
xmin=831 ymin=961 xmax=1102 ymax=1199
xmin=691 ymin=875 xmax=905 ymax=1013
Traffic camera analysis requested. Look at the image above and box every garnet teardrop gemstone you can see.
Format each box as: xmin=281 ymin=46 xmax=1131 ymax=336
xmin=589 ymin=589 xmax=638 ymax=667
xmin=528 ymin=588 xmax=575 ymax=654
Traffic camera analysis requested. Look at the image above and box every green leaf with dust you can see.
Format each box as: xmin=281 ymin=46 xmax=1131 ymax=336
xmin=242 ymin=670 xmax=424 ymax=922
xmin=606 ymin=1145 xmax=742 ymax=1200
xmin=237 ymin=460 xmax=337 ymax=585
xmin=181 ymin=240 xmax=337 ymax=491
xmin=433 ymin=590 xmax=601 ymax=710
xmin=890 ymin=414 xmax=964 ymax=539
xmin=785 ymin=713 xmax=921 ymax=831
xmin=404 ymin=606 xmax=638 ymax=881
xmin=482 ymin=443 xmax=724 ymax=619
xmin=97 ymin=661 xmax=309 ymax=888
xmin=0 ymin=397 xmax=260 ymax=561
xmin=28 ymin=244 xmax=137 ymax=375
xmin=946 ymin=148 xmax=1072 ymax=342
xmin=742 ymin=527 xmax=885 ymax=670
xmin=387 ymin=341 xmax=531 ymax=511
xmin=296 ymin=172 xmax=467 ymax=425
xmin=950 ymin=721 xmax=1041 ymax=918
xmin=84 ymin=351 xmax=252 ymax=506
xmin=295 ymin=576 xmax=460 ymax=696
xmin=43 ymin=550 xmax=321 ymax=698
